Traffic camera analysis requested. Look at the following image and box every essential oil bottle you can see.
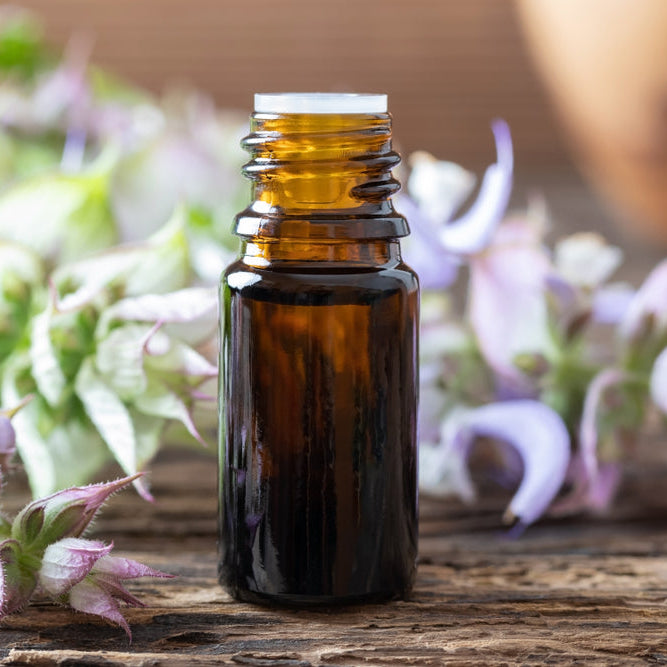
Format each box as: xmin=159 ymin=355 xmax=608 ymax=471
xmin=218 ymin=93 xmax=418 ymax=605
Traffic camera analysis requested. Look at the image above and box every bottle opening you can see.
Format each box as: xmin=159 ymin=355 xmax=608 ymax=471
xmin=254 ymin=93 xmax=388 ymax=115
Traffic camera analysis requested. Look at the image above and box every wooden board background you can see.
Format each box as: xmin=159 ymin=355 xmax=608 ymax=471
xmin=16 ymin=0 xmax=568 ymax=168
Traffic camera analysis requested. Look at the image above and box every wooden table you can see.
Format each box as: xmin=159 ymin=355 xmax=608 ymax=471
xmin=1 ymin=446 xmax=667 ymax=667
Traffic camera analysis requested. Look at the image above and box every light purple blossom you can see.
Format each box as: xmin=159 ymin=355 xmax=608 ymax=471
xmin=399 ymin=120 xmax=514 ymax=289
xmin=38 ymin=537 xmax=171 ymax=638
xmin=468 ymin=217 xmax=552 ymax=391
xmin=621 ymin=259 xmax=667 ymax=340
xmin=578 ymin=368 xmax=626 ymax=483
xmin=436 ymin=400 xmax=571 ymax=527
xmin=1 ymin=473 xmax=171 ymax=637
xmin=591 ymin=283 xmax=635 ymax=325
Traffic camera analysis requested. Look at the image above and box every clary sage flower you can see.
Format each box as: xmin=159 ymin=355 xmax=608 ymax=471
xmin=405 ymin=120 xmax=667 ymax=528
xmin=0 ymin=411 xmax=169 ymax=637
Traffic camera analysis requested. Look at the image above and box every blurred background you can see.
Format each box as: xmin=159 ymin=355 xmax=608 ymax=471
xmin=13 ymin=0 xmax=667 ymax=259
xmin=16 ymin=0 xmax=565 ymax=168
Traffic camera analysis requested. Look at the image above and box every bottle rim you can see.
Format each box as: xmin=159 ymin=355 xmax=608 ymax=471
xmin=254 ymin=93 xmax=388 ymax=115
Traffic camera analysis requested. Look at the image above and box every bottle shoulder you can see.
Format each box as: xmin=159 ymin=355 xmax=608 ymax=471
xmin=222 ymin=259 xmax=418 ymax=298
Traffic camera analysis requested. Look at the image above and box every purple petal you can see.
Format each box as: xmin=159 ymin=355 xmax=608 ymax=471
xmin=438 ymin=119 xmax=513 ymax=255
xmin=92 ymin=555 xmax=172 ymax=580
xmin=586 ymin=462 xmax=622 ymax=510
xmin=468 ymin=220 xmax=551 ymax=388
xmin=396 ymin=194 xmax=461 ymax=290
xmin=545 ymin=273 xmax=578 ymax=312
xmin=39 ymin=538 xmax=112 ymax=596
xmin=551 ymin=456 xmax=621 ymax=516
xmin=579 ymin=368 xmax=625 ymax=482
xmin=447 ymin=400 xmax=570 ymax=526
xmin=650 ymin=347 xmax=667 ymax=413
xmin=0 ymin=417 xmax=16 ymax=472
xmin=621 ymin=258 xmax=667 ymax=339
xmin=68 ymin=578 xmax=131 ymax=639
xmin=418 ymin=382 xmax=447 ymax=444
xmin=92 ymin=574 xmax=144 ymax=607
xmin=592 ymin=283 xmax=635 ymax=325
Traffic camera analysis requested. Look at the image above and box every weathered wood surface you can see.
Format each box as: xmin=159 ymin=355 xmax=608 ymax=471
xmin=2 ymin=447 xmax=667 ymax=667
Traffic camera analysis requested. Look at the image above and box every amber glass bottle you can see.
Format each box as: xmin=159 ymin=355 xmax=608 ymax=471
xmin=219 ymin=93 xmax=418 ymax=605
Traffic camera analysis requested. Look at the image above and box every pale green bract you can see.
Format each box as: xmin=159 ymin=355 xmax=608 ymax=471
xmin=0 ymin=167 xmax=117 ymax=265
xmin=0 ymin=209 xmax=220 ymax=499
xmin=0 ymin=9 xmax=246 ymax=497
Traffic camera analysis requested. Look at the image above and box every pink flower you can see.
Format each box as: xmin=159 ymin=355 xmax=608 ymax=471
xmin=39 ymin=538 xmax=112 ymax=596
xmin=38 ymin=537 xmax=171 ymax=638
xmin=399 ymin=120 xmax=514 ymax=290
xmin=1 ymin=475 xmax=172 ymax=637
xmin=468 ymin=217 xmax=552 ymax=393
xmin=440 ymin=400 xmax=571 ymax=528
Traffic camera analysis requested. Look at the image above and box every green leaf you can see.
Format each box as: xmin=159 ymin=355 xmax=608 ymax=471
xmin=0 ymin=513 xmax=11 ymax=538
xmin=0 ymin=538 xmax=37 ymax=615
xmin=47 ymin=421 xmax=111 ymax=492
xmin=0 ymin=242 xmax=44 ymax=356
xmin=0 ymin=10 xmax=49 ymax=78
xmin=0 ymin=171 xmax=117 ymax=264
xmin=95 ymin=324 xmax=152 ymax=401
xmin=145 ymin=338 xmax=217 ymax=378
xmin=134 ymin=380 xmax=206 ymax=447
xmin=74 ymin=358 xmax=138 ymax=483
xmin=1 ymin=359 xmax=56 ymax=497
xmin=29 ymin=306 xmax=66 ymax=407
xmin=98 ymin=287 xmax=217 ymax=345
xmin=124 ymin=209 xmax=191 ymax=296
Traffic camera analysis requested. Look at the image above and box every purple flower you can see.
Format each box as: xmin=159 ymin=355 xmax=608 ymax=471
xmin=441 ymin=400 xmax=571 ymax=527
xmin=621 ymin=258 xmax=667 ymax=340
xmin=1 ymin=476 xmax=172 ymax=637
xmin=38 ymin=537 xmax=171 ymax=638
xmin=578 ymin=368 xmax=626 ymax=483
xmin=468 ymin=217 xmax=552 ymax=391
xmin=399 ymin=120 xmax=514 ymax=289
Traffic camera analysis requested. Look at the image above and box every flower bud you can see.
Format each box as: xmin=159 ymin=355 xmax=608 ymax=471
xmin=12 ymin=475 xmax=140 ymax=550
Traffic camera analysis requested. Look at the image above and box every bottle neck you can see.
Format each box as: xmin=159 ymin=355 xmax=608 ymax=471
xmin=235 ymin=112 xmax=408 ymax=241
xmin=240 ymin=239 xmax=402 ymax=267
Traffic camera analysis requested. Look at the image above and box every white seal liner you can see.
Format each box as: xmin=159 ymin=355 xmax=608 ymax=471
xmin=254 ymin=93 xmax=387 ymax=114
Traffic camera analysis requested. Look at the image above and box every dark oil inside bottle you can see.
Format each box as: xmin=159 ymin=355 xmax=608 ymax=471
xmin=219 ymin=101 xmax=418 ymax=605
xmin=220 ymin=253 xmax=418 ymax=604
